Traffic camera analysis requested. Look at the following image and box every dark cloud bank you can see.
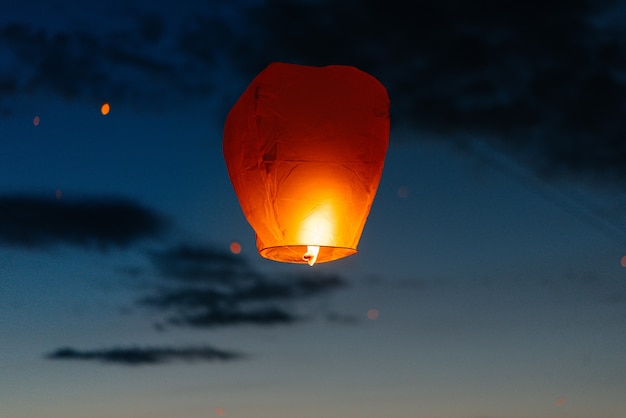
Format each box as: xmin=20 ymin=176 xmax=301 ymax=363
xmin=2 ymin=0 xmax=625 ymax=185
xmin=251 ymin=0 xmax=626 ymax=185
xmin=0 ymin=195 xmax=165 ymax=249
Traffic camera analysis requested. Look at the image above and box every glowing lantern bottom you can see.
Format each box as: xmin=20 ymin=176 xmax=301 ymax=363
xmin=253 ymin=161 xmax=376 ymax=265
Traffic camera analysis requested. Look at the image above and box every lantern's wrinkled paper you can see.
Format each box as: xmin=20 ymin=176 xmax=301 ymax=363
xmin=223 ymin=62 xmax=389 ymax=264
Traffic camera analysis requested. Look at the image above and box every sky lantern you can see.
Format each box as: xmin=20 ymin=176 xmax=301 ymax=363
xmin=223 ymin=62 xmax=389 ymax=266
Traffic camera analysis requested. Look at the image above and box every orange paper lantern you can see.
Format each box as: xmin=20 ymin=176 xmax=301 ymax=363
xmin=223 ymin=62 xmax=389 ymax=265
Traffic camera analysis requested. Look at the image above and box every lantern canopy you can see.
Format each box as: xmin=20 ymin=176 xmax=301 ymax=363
xmin=223 ymin=62 xmax=389 ymax=265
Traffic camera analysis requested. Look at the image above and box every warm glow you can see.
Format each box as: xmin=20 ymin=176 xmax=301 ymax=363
xmin=55 ymin=189 xmax=62 ymax=200
xmin=215 ymin=407 xmax=225 ymax=416
xmin=101 ymin=102 xmax=110 ymax=115
xmin=621 ymin=255 xmax=626 ymax=267
xmin=555 ymin=396 xmax=566 ymax=407
xmin=33 ymin=115 xmax=40 ymax=126
xmin=297 ymin=203 xmax=335 ymax=246
xmin=299 ymin=203 xmax=334 ymax=265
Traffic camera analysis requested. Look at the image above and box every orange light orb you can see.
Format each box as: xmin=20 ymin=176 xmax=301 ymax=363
xmin=367 ymin=308 xmax=380 ymax=320
xmin=101 ymin=102 xmax=110 ymax=115
xmin=230 ymin=241 xmax=242 ymax=254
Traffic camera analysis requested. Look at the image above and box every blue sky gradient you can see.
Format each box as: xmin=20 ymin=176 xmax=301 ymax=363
xmin=1 ymin=1 xmax=625 ymax=417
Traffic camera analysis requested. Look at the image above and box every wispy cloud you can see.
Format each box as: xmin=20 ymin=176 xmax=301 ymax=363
xmin=140 ymin=244 xmax=346 ymax=328
xmin=46 ymin=345 xmax=243 ymax=365
xmin=43 ymin=243 xmax=348 ymax=365
xmin=0 ymin=195 xmax=166 ymax=249
xmin=0 ymin=8 xmax=239 ymax=111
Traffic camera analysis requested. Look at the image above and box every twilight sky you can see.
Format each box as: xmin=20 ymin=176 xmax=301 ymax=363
xmin=1 ymin=1 xmax=625 ymax=417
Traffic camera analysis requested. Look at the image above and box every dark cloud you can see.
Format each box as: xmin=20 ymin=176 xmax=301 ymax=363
xmin=0 ymin=4 xmax=245 ymax=109
xmin=0 ymin=75 xmax=17 ymax=95
xmin=0 ymin=195 xmax=166 ymax=249
xmin=138 ymin=12 xmax=167 ymax=43
xmin=243 ymin=0 xmax=626 ymax=185
xmin=46 ymin=345 xmax=243 ymax=366
xmin=140 ymin=245 xmax=346 ymax=328
xmin=149 ymin=244 xmax=262 ymax=283
xmin=3 ymin=0 xmax=624 ymax=184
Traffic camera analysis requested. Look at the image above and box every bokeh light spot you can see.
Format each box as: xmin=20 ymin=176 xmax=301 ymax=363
xmin=55 ymin=189 xmax=62 ymax=200
xmin=230 ymin=241 xmax=242 ymax=254
xmin=215 ymin=407 xmax=225 ymax=416
xmin=555 ymin=396 xmax=566 ymax=407
xmin=33 ymin=115 xmax=40 ymax=126
xmin=621 ymin=255 xmax=626 ymax=267
xmin=101 ymin=102 xmax=110 ymax=115
xmin=397 ymin=185 xmax=409 ymax=198
xmin=367 ymin=308 xmax=379 ymax=320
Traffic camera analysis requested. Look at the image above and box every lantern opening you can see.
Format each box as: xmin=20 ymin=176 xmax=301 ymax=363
xmin=259 ymin=245 xmax=357 ymax=264
xmin=303 ymin=245 xmax=320 ymax=266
